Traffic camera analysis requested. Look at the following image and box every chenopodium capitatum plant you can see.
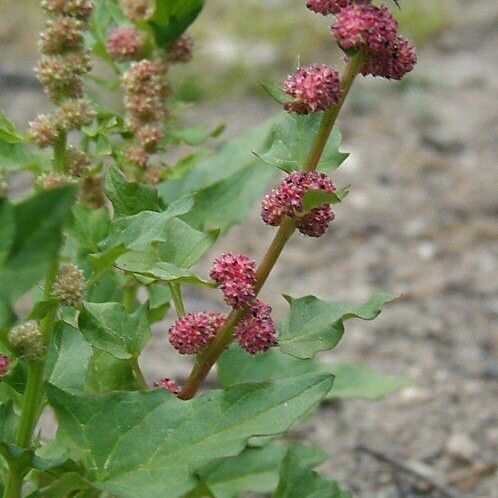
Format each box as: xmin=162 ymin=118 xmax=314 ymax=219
xmin=0 ymin=0 xmax=416 ymax=496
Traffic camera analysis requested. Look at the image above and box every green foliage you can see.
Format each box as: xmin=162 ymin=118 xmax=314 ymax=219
xmin=256 ymin=113 xmax=348 ymax=173
xmin=148 ymin=0 xmax=204 ymax=47
xmin=218 ymin=347 xmax=409 ymax=402
xmin=279 ymin=293 xmax=396 ymax=359
xmin=0 ymin=187 xmax=77 ymax=303
xmin=275 ymin=445 xmax=351 ymax=498
xmin=195 ymin=443 xmax=328 ymax=498
xmin=0 ymin=0 xmax=410 ymax=494
xmin=48 ymin=373 xmax=333 ymax=497
xmin=45 ymin=323 xmax=93 ymax=394
xmin=159 ymin=118 xmax=278 ymax=232
xmin=79 ymin=302 xmax=150 ymax=360
xmin=106 ymin=168 xmax=164 ymax=217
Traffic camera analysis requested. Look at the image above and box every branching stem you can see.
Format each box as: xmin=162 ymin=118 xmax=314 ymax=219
xmin=179 ymin=51 xmax=367 ymax=400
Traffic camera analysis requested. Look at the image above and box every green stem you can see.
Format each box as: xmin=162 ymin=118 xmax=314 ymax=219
xmin=6 ymin=261 xmax=60 ymax=497
xmin=304 ymin=48 xmax=368 ymax=172
xmin=179 ymin=52 xmax=367 ymax=401
xmin=131 ymin=357 xmax=148 ymax=390
xmin=123 ymin=282 xmax=138 ymax=313
xmin=53 ymin=132 xmax=67 ymax=173
xmin=169 ymin=282 xmax=186 ymax=318
xmin=4 ymin=466 xmax=23 ymax=498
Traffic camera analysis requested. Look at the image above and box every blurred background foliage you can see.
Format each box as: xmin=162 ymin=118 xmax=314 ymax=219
xmin=2 ymin=0 xmax=455 ymax=103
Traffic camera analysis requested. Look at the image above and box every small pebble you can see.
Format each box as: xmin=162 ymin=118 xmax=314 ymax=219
xmin=446 ymin=432 xmax=479 ymax=463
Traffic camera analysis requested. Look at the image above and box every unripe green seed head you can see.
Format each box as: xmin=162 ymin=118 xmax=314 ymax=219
xmin=8 ymin=322 xmax=44 ymax=361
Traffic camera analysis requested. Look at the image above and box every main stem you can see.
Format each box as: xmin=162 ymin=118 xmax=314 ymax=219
xmin=5 ymin=134 xmax=68 ymax=497
xmin=179 ymin=51 xmax=367 ymax=401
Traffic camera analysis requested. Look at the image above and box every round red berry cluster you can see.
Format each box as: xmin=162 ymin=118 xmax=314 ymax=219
xmin=169 ymin=312 xmax=226 ymax=355
xmin=262 ymin=171 xmax=336 ymax=237
xmin=210 ymin=253 xmax=257 ymax=308
xmin=235 ymin=301 xmax=278 ymax=354
xmin=283 ymin=64 xmax=342 ymax=115
xmin=153 ymin=377 xmax=181 ymax=395
xmin=0 ymin=355 xmax=10 ymax=377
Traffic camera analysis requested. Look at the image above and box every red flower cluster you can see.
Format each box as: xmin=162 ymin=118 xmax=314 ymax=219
xmin=169 ymin=312 xmax=226 ymax=355
xmin=210 ymin=253 xmax=257 ymax=308
xmin=283 ymin=64 xmax=342 ymax=115
xmin=29 ymin=0 xmax=95 ymax=149
xmin=307 ymin=0 xmax=370 ymax=16
xmin=0 ymin=355 xmax=10 ymax=377
xmin=107 ymin=27 xmax=145 ymax=62
xmin=235 ymin=301 xmax=278 ymax=354
xmin=166 ymin=33 xmax=194 ymax=64
xmin=153 ymin=378 xmax=181 ymax=395
xmin=331 ymin=3 xmax=416 ymax=80
xmin=122 ymin=60 xmax=169 ymax=168
xmin=262 ymin=171 xmax=336 ymax=237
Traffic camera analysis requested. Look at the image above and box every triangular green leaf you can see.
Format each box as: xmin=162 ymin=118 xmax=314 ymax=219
xmin=279 ymin=293 xmax=396 ymax=359
xmin=47 ymin=372 xmax=334 ymax=498
xmin=78 ymin=302 xmax=151 ymax=359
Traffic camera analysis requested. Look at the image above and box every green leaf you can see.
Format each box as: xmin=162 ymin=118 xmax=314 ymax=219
xmin=47 ymin=372 xmax=333 ymax=498
xmin=159 ymin=119 xmax=275 ymax=197
xmin=301 ymin=187 xmax=350 ymax=212
xmin=79 ymin=302 xmax=151 ymax=360
xmin=330 ymin=363 xmax=410 ymax=400
xmin=147 ymin=284 xmax=171 ymax=323
xmin=181 ymin=165 xmax=275 ymax=232
xmin=106 ymin=167 xmax=163 ymax=217
xmin=197 ymin=443 xmax=328 ymax=498
xmin=88 ymin=245 xmax=128 ymax=275
xmin=45 ymin=322 xmax=93 ymax=393
xmin=0 ymin=187 xmax=77 ymax=302
xmin=0 ymin=401 xmax=17 ymax=444
xmin=219 ymin=347 xmax=408 ymax=402
xmin=85 ymin=349 xmax=140 ymax=394
xmin=90 ymin=0 xmax=127 ymax=61
xmin=256 ymin=113 xmax=347 ymax=173
xmin=171 ymin=125 xmax=225 ymax=146
xmin=103 ymin=209 xmax=216 ymax=268
xmin=148 ymin=0 xmax=204 ymax=47
xmin=275 ymin=445 xmax=351 ymax=498
xmin=0 ymin=141 xmax=49 ymax=173
xmin=68 ymin=203 xmax=111 ymax=252
xmin=0 ymin=112 xmax=23 ymax=144
xmin=261 ymin=83 xmax=293 ymax=105
xmin=29 ymin=298 xmax=59 ymax=320
xmin=116 ymin=251 xmax=214 ymax=287
xmin=279 ymin=293 xmax=396 ymax=359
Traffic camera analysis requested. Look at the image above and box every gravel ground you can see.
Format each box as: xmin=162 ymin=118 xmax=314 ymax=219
xmin=1 ymin=0 xmax=497 ymax=496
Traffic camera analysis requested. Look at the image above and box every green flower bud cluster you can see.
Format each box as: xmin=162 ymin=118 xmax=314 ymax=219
xmin=8 ymin=322 xmax=44 ymax=361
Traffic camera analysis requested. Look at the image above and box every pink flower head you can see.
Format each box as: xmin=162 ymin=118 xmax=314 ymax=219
xmin=261 ymin=171 xmax=336 ymax=237
xmin=332 ymin=4 xmax=398 ymax=53
xmin=283 ymin=64 xmax=342 ymax=114
xmin=210 ymin=253 xmax=257 ymax=308
xmin=169 ymin=312 xmax=226 ymax=355
xmin=0 ymin=355 xmax=10 ymax=377
xmin=361 ymin=36 xmax=417 ymax=80
xmin=41 ymin=0 xmax=95 ymax=22
xmin=153 ymin=377 xmax=181 ymax=395
xmin=166 ymin=33 xmax=194 ymax=64
xmin=235 ymin=300 xmax=278 ymax=354
xmin=306 ymin=0 xmax=371 ymax=16
xmin=107 ymin=27 xmax=145 ymax=62
xmin=122 ymin=60 xmax=164 ymax=95
xmin=28 ymin=114 xmax=59 ymax=148
xmin=125 ymin=144 xmax=149 ymax=168
xmin=40 ymin=17 xmax=85 ymax=55
xmin=136 ymin=124 xmax=164 ymax=153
